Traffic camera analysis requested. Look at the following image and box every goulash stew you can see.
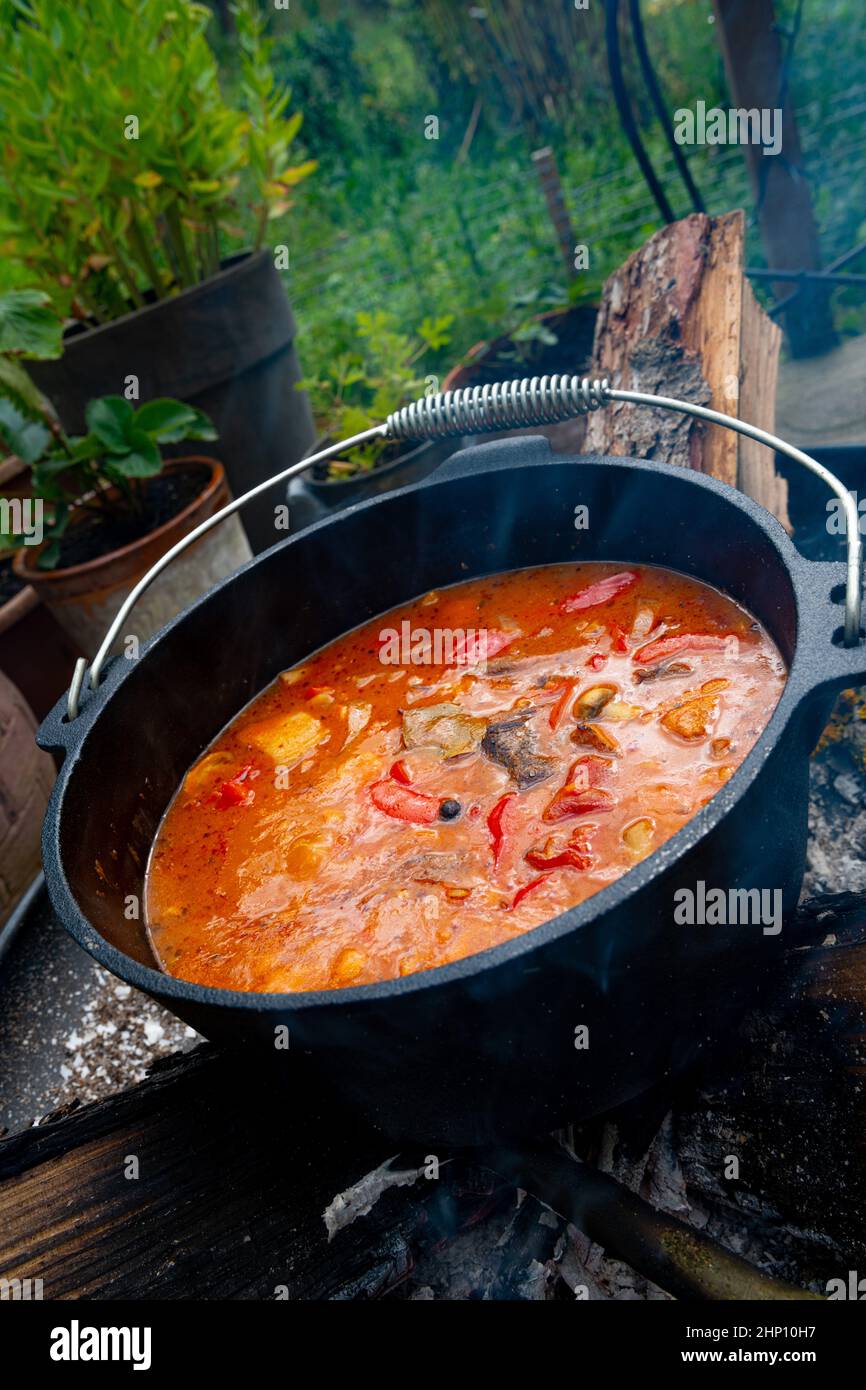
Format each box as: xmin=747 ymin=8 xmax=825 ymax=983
xmin=145 ymin=564 xmax=785 ymax=992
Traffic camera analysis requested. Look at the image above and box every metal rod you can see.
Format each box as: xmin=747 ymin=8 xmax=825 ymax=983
xmin=67 ymin=427 xmax=387 ymax=720
xmin=748 ymin=268 xmax=866 ymax=286
xmin=605 ymin=0 xmax=676 ymax=224
xmin=628 ymin=0 xmax=705 ymax=214
xmin=610 ymin=386 xmax=862 ymax=648
xmin=770 ymin=235 xmax=866 ymax=316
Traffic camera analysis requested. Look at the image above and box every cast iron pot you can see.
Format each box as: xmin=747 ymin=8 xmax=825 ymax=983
xmin=37 ymin=436 xmax=866 ymax=1145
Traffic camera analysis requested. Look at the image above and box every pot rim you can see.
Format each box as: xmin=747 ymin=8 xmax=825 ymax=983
xmin=40 ymin=450 xmax=850 ymax=1015
xmin=13 ymin=456 xmax=224 ymax=587
xmin=58 ymin=250 xmax=264 ymax=347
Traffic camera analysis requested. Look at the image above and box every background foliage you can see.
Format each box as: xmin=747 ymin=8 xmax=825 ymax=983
xmin=3 ymin=0 xmax=866 ymax=420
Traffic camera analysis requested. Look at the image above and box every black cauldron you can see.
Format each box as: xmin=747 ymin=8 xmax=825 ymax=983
xmin=37 ymin=437 xmax=866 ymax=1143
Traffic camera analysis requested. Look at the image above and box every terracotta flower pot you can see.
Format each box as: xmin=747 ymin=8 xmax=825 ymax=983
xmin=13 ymin=457 xmax=251 ymax=661
xmin=0 ymin=667 xmax=54 ymax=928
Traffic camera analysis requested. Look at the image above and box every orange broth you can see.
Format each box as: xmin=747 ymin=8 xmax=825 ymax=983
xmin=145 ymin=563 xmax=785 ymax=992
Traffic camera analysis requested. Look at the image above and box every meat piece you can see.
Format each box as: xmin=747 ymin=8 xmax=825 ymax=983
xmin=406 ymin=852 xmax=476 ymax=885
xmin=661 ymin=694 xmax=718 ymax=742
xmin=632 ymin=660 xmax=692 ymax=685
xmin=183 ymin=750 xmax=236 ymax=798
xmin=402 ymin=702 xmax=486 ymax=757
xmin=571 ymin=722 xmax=621 ymax=754
xmin=450 ymin=628 xmax=517 ymax=664
xmin=481 ymin=712 xmax=557 ymax=788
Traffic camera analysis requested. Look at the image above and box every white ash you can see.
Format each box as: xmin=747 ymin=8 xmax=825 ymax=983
xmin=323 ymin=1156 xmax=426 ymax=1240
xmin=56 ymin=968 xmax=197 ymax=1108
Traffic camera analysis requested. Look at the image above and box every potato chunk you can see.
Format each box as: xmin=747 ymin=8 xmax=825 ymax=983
xmin=242 ymin=710 xmax=325 ymax=765
xmin=183 ymin=750 xmax=237 ymax=798
xmin=622 ymin=817 xmax=654 ymax=855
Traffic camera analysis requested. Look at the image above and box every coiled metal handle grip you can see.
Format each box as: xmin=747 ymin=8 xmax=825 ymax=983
xmin=66 ymin=376 xmax=863 ymax=720
xmin=387 ymin=373 xmax=608 ymax=439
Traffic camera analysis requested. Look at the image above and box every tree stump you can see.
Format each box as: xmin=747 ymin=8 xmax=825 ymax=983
xmin=585 ymin=210 xmax=791 ymax=529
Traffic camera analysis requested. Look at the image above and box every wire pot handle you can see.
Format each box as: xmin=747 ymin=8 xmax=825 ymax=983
xmin=66 ymin=378 xmax=862 ymax=720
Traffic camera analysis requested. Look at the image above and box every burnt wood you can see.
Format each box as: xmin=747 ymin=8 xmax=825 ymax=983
xmin=1 ymin=893 xmax=863 ymax=1300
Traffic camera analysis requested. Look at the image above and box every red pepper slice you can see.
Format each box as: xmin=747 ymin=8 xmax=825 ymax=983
xmin=510 ymin=876 xmax=548 ymax=910
xmin=586 ymin=653 xmax=607 ymax=672
xmin=487 ymin=792 xmax=516 ymax=867
xmin=525 ymin=844 xmax=591 ymax=872
xmin=634 ymin=633 xmax=730 ymax=665
xmin=389 ymin=759 xmax=412 ymax=785
xmin=567 ymin=754 xmax=612 ymax=787
xmin=548 ymin=679 xmax=576 ymax=730
xmin=450 ymin=627 xmax=517 ymax=665
xmin=526 ymin=824 xmax=593 ymax=872
xmin=609 ymin=620 xmax=629 ymax=654
xmin=560 ymin=571 xmax=638 ymax=614
xmin=543 ymin=784 xmax=614 ymax=823
xmin=210 ymin=764 xmax=257 ymax=811
xmin=370 ymin=780 xmax=440 ymax=824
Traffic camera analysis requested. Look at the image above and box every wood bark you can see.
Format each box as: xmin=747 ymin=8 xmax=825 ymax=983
xmin=585 ymin=210 xmax=791 ymax=528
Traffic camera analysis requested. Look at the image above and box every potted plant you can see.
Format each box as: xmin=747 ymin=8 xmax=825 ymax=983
xmin=0 ymin=290 xmax=250 ymax=661
xmin=0 ymin=290 xmax=88 ymax=712
xmin=0 ymin=0 xmax=317 ymax=553
xmin=289 ymin=310 xmax=459 ymax=531
xmin=0 ymin=467 xmax=87 ymax=719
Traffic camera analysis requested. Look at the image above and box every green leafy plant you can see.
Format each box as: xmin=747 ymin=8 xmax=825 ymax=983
xmin=300 ymin=310 xmax=453 ymax=474
xmin=0 ymin=289 xmax=63 ymax=459
xmin=0 ymin=0 xmax=315 ymax=324
xmin=0 ymin=291 xmax=216 ymax=568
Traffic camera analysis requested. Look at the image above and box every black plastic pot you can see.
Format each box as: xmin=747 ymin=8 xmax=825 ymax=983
xmin=29 ymin=251 xmax=315 ymax=555
xmin=288 ymin=434 xmax=458 ymax=532
xmin=37 ymin=436 xmax=866 ymax=1145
